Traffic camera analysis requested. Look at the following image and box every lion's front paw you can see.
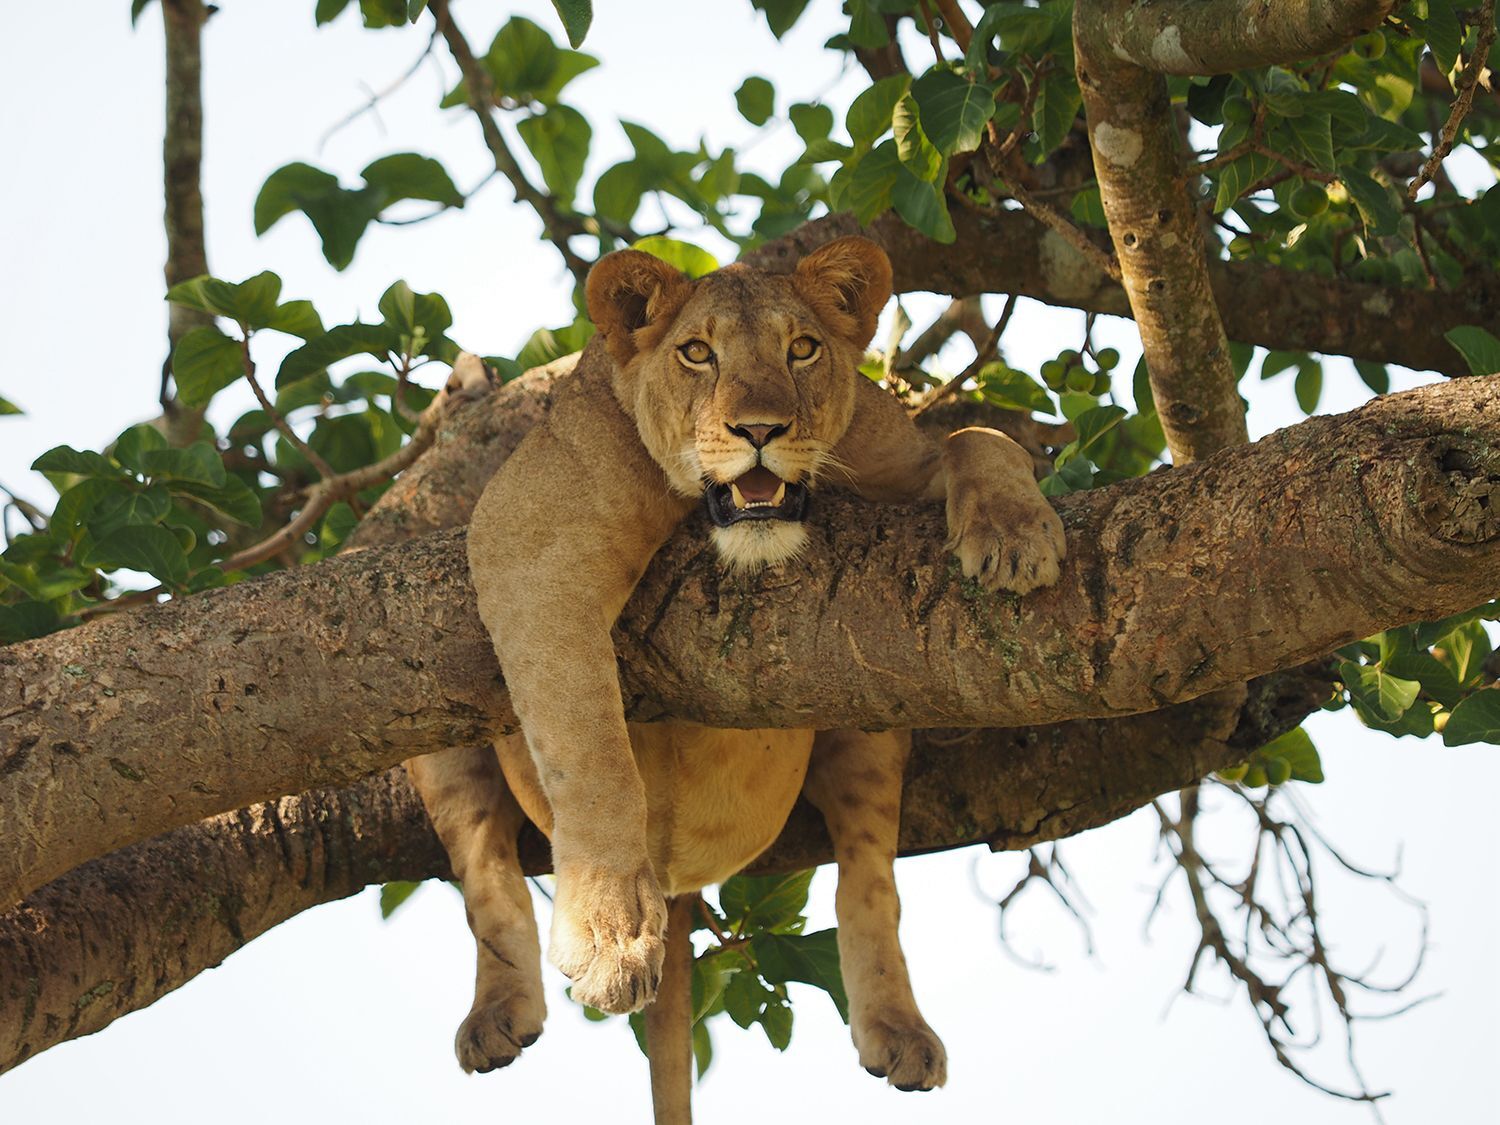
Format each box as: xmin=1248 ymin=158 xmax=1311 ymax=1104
xmin=854 ymin=1010 xmax=948 ymax=1091
xmin=548 ymin=864 xmax=667 ymax=1014
xmin=946 ymin=487 xmax=1066 ymax=595
xmin=455 ymin=992 xmax=546 ymax=1074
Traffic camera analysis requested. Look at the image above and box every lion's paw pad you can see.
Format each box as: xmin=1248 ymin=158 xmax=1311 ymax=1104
xmin=456 ymin=996 xmax=545 ymax=1074
xmin=855 ymin=1013 xmax=947 ymax=1092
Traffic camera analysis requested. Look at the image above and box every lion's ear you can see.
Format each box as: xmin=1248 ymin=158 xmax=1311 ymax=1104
xmin=791 ymin=236 xmax=893 ymax=347
xmin=586 ymin=250 xmax=691 ymax=365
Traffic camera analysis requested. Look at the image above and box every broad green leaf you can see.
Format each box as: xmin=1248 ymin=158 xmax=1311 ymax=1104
xmin=631 ymin=236 xmax=719 ymax=278
xmin=130 ymin=0 xmax=156 ymax=26
xmin=32 ymin=446 xmax=126 ymax=481
xmin=172 ymin=326 xmax=245 ymax=407
xmin=1257 ymin=727 xmax=1324 ymax=784
xmin=377 ymin=281 xmax=453 ymax=338
xmin=1294 ymin=362 xmax=1322 ymax=414
xmin=1341 ymin=170 xmax=1401 ymax=236
xmin=0 ymin=602 xmax=62 ymax=645
xmin=360 ymin=153 xmax=464 ymax=208
xmin=1068 ymin=405 xmax=1127 ymax=459
xmin=277 ymin=323 xmax=401 ymax=387
xmin=140 ymin=442 xmax=227 ymax=488
xmin=692 ymin=1020 xmax=713 ymax=1078
xmin=1281 ymin=111 xmax=1335 ymax=173
xmin=890 ymin=165 xmax=955 ymax=242
xmin=314 ymin=0 xmax=352 ymax=24
xmin=723 ymin=970 xmax=774 ymax=1029
xmin=752 ymin=929 xmax=848 ymax=1022
xmin=911 ymin=70 xmax=995 ymax=156
xmin=750 ymin=0 xmax=811 ymax=38
xmin=549 ymin=0 xmax=592 ymax=47
xmin=1443 ymin=690 xmax=1500 ymax=746
xmin=0 ymin=394 xmax=20 ymax=416
xmin=593 ymin=160 xmax=645 ymax=224
xmin=379 ymin=880 xmax=421 ymax=918
xmin=1422 ymin=0 xmax=1462 ymax=78
xmin=846 ymin=75 xmax=911 ymax=149
xmin=845 ymin=140 xmax=902 ymax=224
xmin=171 ymin=476 xmax=263 ymax=527
xmin=978 ymin=364 xmax=1054 ymax=415
xmin=789 ymin=102 xmax=833 ymax=143
xmin=1354 ymin=359 xmax=1389 ymax=394
xmin=1444 ymin=326 xmax=1500 ymax=376
xmin=892 ymin=95 xmax=941 ymax=181
xmin=84 ymin=483 xmax=171 ymax=537
xmin=267 ymin=300 xmax=325 ymax=340
xmin=1341 ymin=660 xmax=1421 ymax=723
xmin=517 ymin=105 xmax=592 ymax=207
xmin=759 ymin=1000 xmax=792 ymax=1050
xmin=78 ymin=524 xmax=190 ymax=587
xmin=516 ymin=319 xmax=594 ymax=371
xmin=112 ymin=424 xmax=168 ymax=474
xmin=1031 ymin=69 xmax=1080 ymax=158
xmin=1214 ymin=152 xmax=1278 ymax=211
xmin=735 ymin=77 xmax=775 ymax=126
xmin=719 ymin=870 xmax=812 ymax=931
xmin=487 ymin=17 xmax=560 ymax=102
xmin=254 ymin=162 xmax=342 ymax=235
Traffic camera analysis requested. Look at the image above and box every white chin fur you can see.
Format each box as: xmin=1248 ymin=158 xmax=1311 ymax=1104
xmin=711 ymin=522 xmax=809 ymax=572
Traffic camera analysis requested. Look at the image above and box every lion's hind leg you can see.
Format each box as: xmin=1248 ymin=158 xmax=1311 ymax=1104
xmin=802 ymin=729 xmax=947 ymax=1092
xmin=406 ymin=743 xmax=546 ymax=1072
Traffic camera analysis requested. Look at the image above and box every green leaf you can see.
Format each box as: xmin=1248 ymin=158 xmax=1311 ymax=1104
xmin=140 ymin=442 xmax=227 ymax=488
xmin=759 ymin=1000 xmax=793 ymax=1050
xmin=1281 ymin=111 xmax=1335 ymax=173
xmin=1214 ymin=152 xmax=1278 ymax=211
xmin=516 ymin=319 xmax=595 ymax=371
xmin=377 ymin=281 xmax=453 ymax=338
xmin=0 ymin=394 xmax=20 ymax=416
xmin=1354 ymin=358 xmax=1389 ymax=394
xmin=83 ymin=483 xmax=171 ymax=537
xmin=911 ymin=70 xmax=995 ymax=156
xmin=844 ymin=140 xmax=902 ymax=224
xmin=789 ymin=102 xmax=834 ymax=143
xmin=0 ymin=602 xmax=62 ymax=645
xmin=360 ymin=153 xmax=464 ymax=209
xmin=752 ymin=929 xmax=848 ymax=1022
xmin=487 ymin=16 xmax=560 ymax=101
xmin=78 ymin=524 xmax=190 ymax=587
xmin=32 ymin=446 xmax=125 ymax=481
xmin=846 ymin=75 xmax=911 ymax=149
xmin=893 ymin=95 xmax=941 ymax=182
xmin=254 ymin=162 xmax=342 ymax=235
xmin=978 ymin=364 xmax=1054 ymax=415
xmin=631 ymin=236 xmax=719 ymax=279
xmin=723 ymin=970 xmax=773 ymax=1029
xmin=593 ymin=160 xmax=645 ymax=224
xmin=517 ymin=105 xmax=592 ymax=207
xmin=1031 ymin=68 xmax=1081 ymax=158
xmin=719 ymin=869 xmax=812 ymax=931
xmin=1340 ymin=170 xmax=1401 ymax=237
xmin=1067 ymin=405 xmax=1127 ymax=459
xmin=1444 ymin=326 xmax=1500 ymax=376
xmin=735 ymin=77 xmax=776 ymax=126
xmin=549 ymin=0 xmax=592 ymax=47
xmin=171 ymin=476 xmax=263 ymax=527
xmin=52 ymin=478 xmax=129 ymax=536
xmin=1443 ymin=690 xmax=1500 ymax=746
xmin=380 ymin=880 xmax=421 ymax=918
xmin=315 ymin=0 xmax=352 ymax=24
xmin=1256 ymin=727 xmax=1323 ymax=784
xmin=267 ymin=300 xmax=325 ymax=340
xmin=1423 ymin=0 xmax=1462 ymax=77
xmin=130 ymin=0 xmax=156 ymax=26
xmin=1341 ymin=660 xmax=1421 ymax=723
xmin=1294 ymin=362 xmax=1322 ymax=414
xmin=750 ymin=0 xmax=811 ymax=38
xmin=277 ymin=323 xmax=401 ymax=387
xmin=112 ymin=424 xmax=168 ymax=474
xmin=890 ymin=165 xmax=955 ymax=242
xmin=692 ymin=1020 xmax=713 ymax=1078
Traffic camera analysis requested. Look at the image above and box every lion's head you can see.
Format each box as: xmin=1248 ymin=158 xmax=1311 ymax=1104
xmin=586 ymin=236 xmax=892 ymax=570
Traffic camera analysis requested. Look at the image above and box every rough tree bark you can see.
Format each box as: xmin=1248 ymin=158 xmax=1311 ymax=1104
xmin=3 ymin=374 xmax=1498 ymax=915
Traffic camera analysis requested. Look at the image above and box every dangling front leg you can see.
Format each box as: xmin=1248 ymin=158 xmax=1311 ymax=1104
xmin=802 ymin=729 xmax=946 ymax=1092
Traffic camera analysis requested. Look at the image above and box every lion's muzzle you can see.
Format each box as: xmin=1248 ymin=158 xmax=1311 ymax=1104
xmin=703 ymin=466 xmax=809 ymax=527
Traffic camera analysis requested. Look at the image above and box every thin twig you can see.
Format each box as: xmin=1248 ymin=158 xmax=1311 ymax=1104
xmin=916 ymin=0 xmax=945 ymax=62
xmin=238 ymin=334 xmax=338 ymax=482
xmin=911 ymin=295 xmax=1014 ymax=418
xmin=1409 ymin=0 xmax=1497 ymax=200
xmin=319 ymin=26 xmax=440 ymax=151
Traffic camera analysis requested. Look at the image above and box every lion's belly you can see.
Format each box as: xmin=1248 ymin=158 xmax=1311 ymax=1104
xmin=496 ymin=722 xmax=814 ymax=896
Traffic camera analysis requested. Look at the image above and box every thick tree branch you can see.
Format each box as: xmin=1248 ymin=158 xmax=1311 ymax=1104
xmin=3 ymin=374 xmax=1497 ymax=910
xmin=743 ymin=210 xmax=1498 ymax=379
xmin=0 ymin=666 xmax=1326 ymax=1071
xmin=1091 ymin=0 xmax=1392 ymax=76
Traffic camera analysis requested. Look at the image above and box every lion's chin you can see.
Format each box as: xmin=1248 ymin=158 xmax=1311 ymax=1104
xmin=711 ymin=521 xmax=809 ymax=573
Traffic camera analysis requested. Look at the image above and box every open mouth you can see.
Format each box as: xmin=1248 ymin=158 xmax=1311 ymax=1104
xmin=703 ymin=465 xmax=809 ymax=527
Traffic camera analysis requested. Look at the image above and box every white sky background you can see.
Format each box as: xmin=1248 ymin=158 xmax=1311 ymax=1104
xmin=1 ymin=2 xmax=1497 ymax=1123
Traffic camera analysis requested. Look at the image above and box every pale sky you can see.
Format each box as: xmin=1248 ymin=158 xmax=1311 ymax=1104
xmin=0 ymin=4 xmax=1495 ymax=1124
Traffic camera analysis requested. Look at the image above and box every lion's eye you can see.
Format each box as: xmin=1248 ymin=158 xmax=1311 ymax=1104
xmin=679 ymin=340 xmax=714 ymax=366
xmin=788 ymin=335 xmax=820 ymax=362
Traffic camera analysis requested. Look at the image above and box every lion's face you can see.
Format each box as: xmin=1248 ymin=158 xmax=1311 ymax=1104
xmin=587 ymin=237 xmax=892 ymax=570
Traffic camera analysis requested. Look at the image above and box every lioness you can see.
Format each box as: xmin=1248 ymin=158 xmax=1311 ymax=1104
xmin=409 ymin=237 xmax=1064 ymax=1106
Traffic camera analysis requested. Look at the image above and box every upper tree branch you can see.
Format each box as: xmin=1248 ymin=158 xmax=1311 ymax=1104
xmin=2 ymin=372 xmax=1497 ymax=910
xmin=742 ymin=210 xmax=1499 ymax=379
xmin=1092 ymin=0 xmax=1393 ymax=76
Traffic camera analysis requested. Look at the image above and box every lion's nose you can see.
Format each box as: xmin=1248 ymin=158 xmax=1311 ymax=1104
xmin=726 ymin=422 xmax=790 ymax=449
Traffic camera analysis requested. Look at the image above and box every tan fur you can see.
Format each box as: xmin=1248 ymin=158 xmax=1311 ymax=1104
xmin=412 ymin=238 xmax=1065 ymax=1109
